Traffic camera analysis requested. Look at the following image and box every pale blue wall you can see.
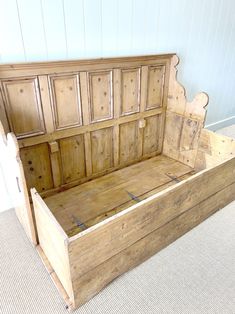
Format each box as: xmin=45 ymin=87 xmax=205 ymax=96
xmin=0 ymin=0 xmax=235 ymax=211
xmin=0 ymin=0 xmax=235 ymax=128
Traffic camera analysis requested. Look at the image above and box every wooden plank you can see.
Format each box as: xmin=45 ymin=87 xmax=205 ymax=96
xmin=20 ymin=143 xmax=53 ymax=192
xmin=38 ymin=75 xmax=54 ymax=133
xmin=84 ymin=132 xmax=92 ymax=177
xmin=67 ymin=157 xmax=235 ymax=280
xmin=59 ymin=135 xmax=86 ymax=184
xmin=143 ymin=114 xmax=161 ymax=155
xmin=90 ymin=127 xmax=113 ymax=174
xmin=49 ymin=141 xmax=61 ymax=187
xmin=113 ymin=69 xmax=121 ymax=166
xmin=0 ymin=123 xmax=37 ymax=245
xmin=70 ymin=180 xmax=235 ymax=307
xmin=0 ymin=55 xmax=173 ymax=78
xmin=140 ymin=66 xmax=148 ymax=112
xmin=31 ymin=188 xmax=73 ymax=301
xmin=195 ymin=128 xmax=235 ymax=170
xmin=119 ymin=121 xmax=139 ymax=164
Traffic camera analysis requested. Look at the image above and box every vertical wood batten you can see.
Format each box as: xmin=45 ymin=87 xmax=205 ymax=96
xmin=38 ymin=75 xmax=54 ymax=133
xmin=80 ymin=71 xmax=92 ymax=176
xmin=49 ymin=141 xmax=62 ymax=188
xmin=113 ymin=69 xmax=121 ymax=166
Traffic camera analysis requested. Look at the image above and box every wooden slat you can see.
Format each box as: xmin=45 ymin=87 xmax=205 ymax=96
xmin=113 ymin=69 xmax=121 ymax=166
xmin=59 ymin=135 xmax=86 ymax=184
xmin=38 ymin=75 xmax=54 ymax=133
xmin=0 ymin=54 xmax=174 ymax=78
xmin=49 ymin=141 xmax=61 ymax=187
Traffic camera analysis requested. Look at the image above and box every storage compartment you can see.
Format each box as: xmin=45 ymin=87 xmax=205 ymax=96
xmin=44 ymin=155 xmax=195 ymax=237
xmin=1 ymin=54 xmax=235 ymax=310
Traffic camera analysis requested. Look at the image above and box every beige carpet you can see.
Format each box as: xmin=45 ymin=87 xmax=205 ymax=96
xmin=1 ymin=202 xmax=235 ymax=314
xmin=1 ymin=125 xmax=235 ymax=313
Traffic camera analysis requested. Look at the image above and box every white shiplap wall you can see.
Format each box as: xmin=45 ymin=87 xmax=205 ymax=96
xmin=0 ymin=0 xmax=235 ymax=126
xmin=0 ymin=0 xmax=235 ymax=211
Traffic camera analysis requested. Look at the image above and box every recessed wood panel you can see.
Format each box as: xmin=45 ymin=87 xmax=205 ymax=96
xmin=91 ymin=127 xmax=113 ymax=174
xmin=146 ymin=66 xmax=165 ymax=110
xmin=50 ymin=75 xmax=82 ymax=130
xmin=121 ymin=68 xmax=140 ymax=115
xmin=60 ymin=135 xmax=86 ymax=184
xmin=119 ymin=121 xmax=138 ymax=164
xmin=88 ymin=71 xmax=113 ymax=122
xmin=20 ymin=143 xmax=53 ymax=192
xmin=143 ymin=115 xmax=161 ymax=155
xmin=2 ymin=78 xmax=45 ymax=138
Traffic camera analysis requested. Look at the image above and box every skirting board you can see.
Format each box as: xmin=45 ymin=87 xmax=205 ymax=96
xmin=206 ymin=116 xmax=235 ymax=131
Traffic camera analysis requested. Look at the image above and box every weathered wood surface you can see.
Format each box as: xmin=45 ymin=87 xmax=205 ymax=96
xmin=71 ymin=180 xmax=235 ymax=307
xmin=163 ymin=55 xmax=209 ymax=167
xmin=2 ymin=54 xmax=235 ymax=311
xmin=44 ymin=155 xmax=194 ymax=236
xmin=67 ymin=157 xmax=235 ymax=282
xmin=195 ymin=128 xmax=235 ymax=170
xmin=0 ymin=120 xmax=37 ymax=244
xmin=0 ymin=55 xmax=172 ymax=197
xmin=31 ymin=188 xmax=73 ymax=300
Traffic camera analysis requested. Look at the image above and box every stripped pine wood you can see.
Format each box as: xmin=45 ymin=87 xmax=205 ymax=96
xmin=0 ymin=121 xmax=37 ymax=244
xmin=163 ymin=55 xmax=209 ymax=167
xmin=31 ymin=188 xmax=73 ymax=300
xmin=0 ymin=55 xmax=170 ymax=196
xmin=2 ymin=78 xmax=45 ymax=138
xmin=71 ymin=180 xmax=235 ymax=307
xmin=195 ymin=128 xmax=235 ymax=170
xmin=1 ymin=54 xmax=235 ymax=310
xmin=67 ymin=157 xmax=235 ymax=280
xmin=44 ymin=155 xmax=194 ymax=235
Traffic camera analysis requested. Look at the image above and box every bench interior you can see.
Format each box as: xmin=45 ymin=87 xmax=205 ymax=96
xmin=44 ymin=155 xmax=195 ymax=237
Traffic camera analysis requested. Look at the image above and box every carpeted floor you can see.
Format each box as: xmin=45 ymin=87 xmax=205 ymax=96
xmin=1 ymin=125 xmax=235 ymax=314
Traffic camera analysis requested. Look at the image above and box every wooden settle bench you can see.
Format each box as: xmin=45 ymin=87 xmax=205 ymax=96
xmin=1 ymin=54 xmax=235 ymax=309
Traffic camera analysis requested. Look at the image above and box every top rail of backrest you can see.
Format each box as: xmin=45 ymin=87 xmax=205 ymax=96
xmin=0 ymin=54 xmax=175 ymax=77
